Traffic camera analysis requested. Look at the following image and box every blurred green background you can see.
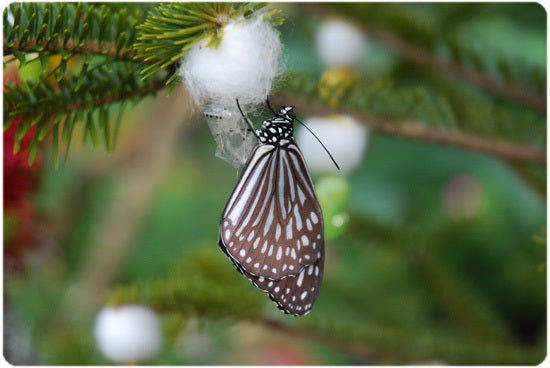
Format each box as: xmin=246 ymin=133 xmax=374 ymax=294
xmin=4 ymin=2 xmax=546 ymax=365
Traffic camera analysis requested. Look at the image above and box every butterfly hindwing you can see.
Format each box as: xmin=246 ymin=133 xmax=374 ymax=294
xmin=218 ymin=238 xmax=324 ymax=316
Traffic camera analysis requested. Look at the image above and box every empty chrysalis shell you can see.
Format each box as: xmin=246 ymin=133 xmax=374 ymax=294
xmin=204 ymin=105 xmax=257 ymax=168
xmin=180 ymin=14 xmax=283 ymax=168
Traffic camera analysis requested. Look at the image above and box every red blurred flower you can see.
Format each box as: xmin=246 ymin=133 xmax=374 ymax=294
xmin=261 ymin=343 xmax=316 ymax=365
xmin=4 ymin=118 xmax=41 ymax=207
xmin=4 ymin=117 xmax=44 ymax=272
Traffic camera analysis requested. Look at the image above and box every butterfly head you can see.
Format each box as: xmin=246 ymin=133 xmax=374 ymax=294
xmin=279 ymin=106 xmax=296 ymax=122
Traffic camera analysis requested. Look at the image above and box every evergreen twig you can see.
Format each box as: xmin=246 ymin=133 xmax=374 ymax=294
xmin=257 ymin=316 xmax=541 ymax=364
xmin=273 ymin=95 xmax=546 ymax=165
xmin=302 ymin=3 xmax=546 ymax=112
xmin=4 ymin=61 xmax=168 ymax=164
xmin=361 ymin=25 xmax=546 ymax=112
xmin=3 ymin=3 xmax=142 ymax=62
xmin=133 ymin=2 xmax=283 ymax=86
xmin=5 ymin=39 xmax=137 ymax=61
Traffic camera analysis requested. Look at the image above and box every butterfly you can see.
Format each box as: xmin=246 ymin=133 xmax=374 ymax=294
xmin=218 ymin=98 xmax=338 ymax=316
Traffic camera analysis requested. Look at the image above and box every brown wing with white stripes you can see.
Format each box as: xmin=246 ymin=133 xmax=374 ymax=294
xmin=219 ymin=143 xmax=324 ymax=280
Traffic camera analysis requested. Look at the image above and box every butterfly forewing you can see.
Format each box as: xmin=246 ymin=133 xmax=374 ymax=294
xmin=220 ymin=144 xmax=323 ymax=280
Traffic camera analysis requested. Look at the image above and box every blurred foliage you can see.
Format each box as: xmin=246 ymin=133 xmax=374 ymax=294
xmin=4 ymin=2 xmax=546 ymax=365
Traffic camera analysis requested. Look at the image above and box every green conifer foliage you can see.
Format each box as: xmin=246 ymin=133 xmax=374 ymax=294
xmin=3 ymin=2 xmax=546 ymax=365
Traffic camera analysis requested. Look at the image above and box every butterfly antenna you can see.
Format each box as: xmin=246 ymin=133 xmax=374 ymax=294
xmin=236 ymin=99 xmax=260 ymax=140
xmin=295 ymin=117 xmax=340 ymax=170
xmin=267 ymin=96 xmax=339 ymax=170
xmin=266 ymin=95 xmax=292 ymax=120
xmin=266 ymin=95 xmax=279 ymax=116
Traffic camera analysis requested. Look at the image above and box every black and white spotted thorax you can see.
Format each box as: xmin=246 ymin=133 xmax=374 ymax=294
xmin=257 ymin=106 xmax=296 ymax=145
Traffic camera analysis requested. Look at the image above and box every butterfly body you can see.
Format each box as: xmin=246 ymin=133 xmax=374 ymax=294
xmin=218 ymin=104 xmax=324 ymax=316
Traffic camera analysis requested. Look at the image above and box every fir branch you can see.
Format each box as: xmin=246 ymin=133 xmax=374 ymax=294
xmin=303 ymin=3 xmax=546 ymax=112
xmin=109 ymin=272 xmax=542 ymax=363
xmin=276 ymin=95 xmax=545 ymax=165
xmin=361 ymin=24 xmax=546 ymax=112
xmin=5 ymin=61 xmax=167 ymax=164
xmin=106 ymin=234 xmax=541 ymax=363
xmin=3 ymin=3 xmax=142 ymax=62
xmin=274 ymin=70 xmax=545 ymax=165
xmin=508 ymin=162 xmax=546 ymax=201
xmin=3 ymin=2 xmax=286 ymax=165
xmin=4 ymin=63 xmax=165 ymax=122
xmin=107 ymin=249 xmax=267 ymax=319
xmin=284 ymin=315 xmax=541 ymax=364
xmin=133 ymin=2 xmax=283 ymax=86
xmin=5 ymin=38 xmax=137 ymax=61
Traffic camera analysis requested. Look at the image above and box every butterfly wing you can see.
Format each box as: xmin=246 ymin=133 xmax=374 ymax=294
xmin=219 ymin=143 xmax=324 ymax=280
xmin=222 ymin=252 xmax=324 ymax=316
xmin=219 ymin=142 xmax=325 ymax=315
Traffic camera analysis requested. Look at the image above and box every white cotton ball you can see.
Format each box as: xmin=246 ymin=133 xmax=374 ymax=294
xmin=6 ymin=9 xmax=14 ymax=26
xmin=180 ymin=17 xmax=282 ymax=108
xmin=316 ymin=20 xmax=367 ymax=67
xmin=94 ymin=305 xmax=162 ymax=363
xmin=296 ymin=115 xmax=368 ymax=174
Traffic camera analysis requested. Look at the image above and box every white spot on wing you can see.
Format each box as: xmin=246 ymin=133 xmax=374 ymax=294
xmin=310 ymin=211 xmax=319 ymax=224
xmin=263 ymin=200 xmax=275 ymax=236
xmin=297 ymin=187 xmax=306 ymax=205
xmin=294 ymin=205 xmax=303 ymax=230
xmin=286 ymin=218 xmax=293 ymax=240
xmin=296 ymin=269 xmax=305 ymax=287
